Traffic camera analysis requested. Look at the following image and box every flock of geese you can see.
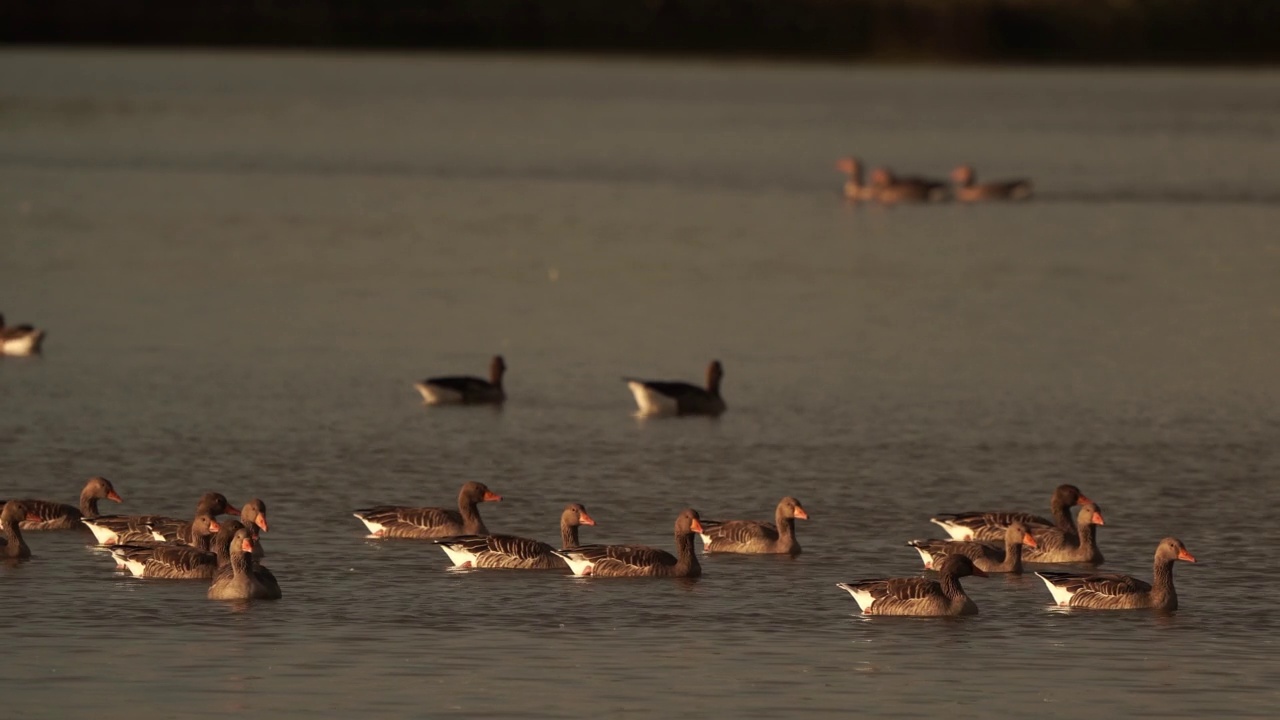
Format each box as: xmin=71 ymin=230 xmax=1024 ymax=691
xmin=2 ymin=469 xmax=1196 ymax=614
xmin=836 ymin=157 xmax=1034 ymax=204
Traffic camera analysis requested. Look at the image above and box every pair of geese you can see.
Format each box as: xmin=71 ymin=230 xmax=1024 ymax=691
xmin=0 ymin=477 xmax=280 ymax=600
xmin=353 ymin=482 xmax=807 ymax=576
xmin=836 ymin=157 xmax=1034 ymax=204
xmin=0 ymin=312 xmax=45 ymax=357
xmin=415 ymin=357 xmax=728 ymax=417
xmin=840 ymin=484 xmax=1196 ymax=616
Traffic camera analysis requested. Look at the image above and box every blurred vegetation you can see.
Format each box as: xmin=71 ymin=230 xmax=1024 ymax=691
xmin=4 ymin=0 xmax=1279 ymax=63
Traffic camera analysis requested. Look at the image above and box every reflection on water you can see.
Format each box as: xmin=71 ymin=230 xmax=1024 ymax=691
xmin=2 ymin=50 xmax=1280 ymax=719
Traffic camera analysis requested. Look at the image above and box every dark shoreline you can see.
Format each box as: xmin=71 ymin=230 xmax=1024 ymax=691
xmin=4 ymin=0 xmax=1280 ymax=65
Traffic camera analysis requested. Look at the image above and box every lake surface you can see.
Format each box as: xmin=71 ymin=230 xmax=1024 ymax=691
xmin=2 ymin=50 xmax=1279 ymax=719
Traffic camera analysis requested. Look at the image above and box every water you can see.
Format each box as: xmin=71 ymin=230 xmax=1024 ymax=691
xmin=2 ymin=50 xmax=1280 ymax=718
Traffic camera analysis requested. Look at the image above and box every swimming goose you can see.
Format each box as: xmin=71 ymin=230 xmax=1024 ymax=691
xmin=951 ymin=165 xmax=1033 ymax=202
xmin=210 ymin=521 xmax=280 ymax=596
xmin=414 ymin=355 xmax=507 ymax=405
xmin=867 ymin=167 xmax=949 ymax=204
xmin=836 ymin=554 xmax=987 ymax=616
xmin=2 ymin=476 xmax=123 ymax=530
xmin=1037 ymin=537 xmax=1195 ymax=611
xmin=1022 ymin=503 xmax=1106 ymax=565
xmin=0 ymin=502 xmax=39 ymax=559
xmin=835 ymin=157 xmax=876 ymax=201
xmin=84 ymin=491 xmax=240 ymax=545
xmin=239 ymin=498 xmax=269 ymax=559
xmin=698 ymin=496 xmax=808 ymax=555
xmin=109 ymin=516 xmax=223 ymax=579
xmin=435 ymin=503 xmax=596 ymax=570
xmin=354 ymin=481 xmax=502 ymax=539
xmin=0 ymin=313 xmax=46 ymax=356
xmin=552 ymin=508 xmax=703 ymax=578
xmin=625 ymin=360 xmax=726 ymax=417
xmin=908 ymin=521 xmax=1038 ymax=574
xmin=208 ymin=529 xmax=281 ymax=600
xmin=930 ymin=484 xmax=1093 ymax=542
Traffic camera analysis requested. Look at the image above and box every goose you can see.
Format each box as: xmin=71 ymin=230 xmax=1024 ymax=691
xmin=625 ymin=360 xmax=726 ymax=417
xmin=835 ymin=156 xmax=876 ymax=201
xmin=208 ymin=529 xmax=281 ymax=600
xmin=435 ymin=503 xmax=596 ymax=570
xmin=0 ymin=313 xmax=46 ymax=356
xmin=867 ymin=167 xmax=949 ymax=204
xmin=414 ymin=355 xmax=507 ymax=405
xmin=698 ymin=496 xmax=808 ymax=555
xmin=83 ymin=491 xmax=240 ymax=545
xmin=109 ymin=516 xmax=223 ymax=579
xmin=210 ymin=521 xmax=280 ymax=596
xmin=1 ymin=476 xmax=123 ymax=530
xmin=951 ymin=165 xmax=1033 ymax=202
xmin=930 ymin=484 xmax=1093 ymax=542
xmin=239 ymin=498 xmax=269 ymax=559
xmin=1022 ymin=503 xmax=1106 ymax=565
xmin=354 ymin=481 xmax=502 ymax=539
xmin=0 ymin=502 xmax=39 ymax=559
xmin=1037 ymin=537 xmax=1195 ymax=611
xmin=552 ymin=508 xmax=703 ymax=578
xmin=836 ymin=554 xmax=987 ymax=616
xmin=907 ymin=521 xmax=1038 ymax=574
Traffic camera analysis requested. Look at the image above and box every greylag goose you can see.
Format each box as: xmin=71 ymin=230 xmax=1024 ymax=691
xmin=836 ymin=554 xmax=987 ymax=616
xmin=84 ymin=491 xmax=239 ymax=545
xmin=109 ymin=516 xmax=223 ymax=579
xmin=836 ymin=157 xmax=876 ymax=201
xmin=1037 ymin=537 xmax=1195 ymax=611
xmin=239 ymin=498 xmax=269 ymax=558
xmin=0 ymin=313 xmax=46 ymax=356
xmin=0 ymin=502 xmax=39 ymax=559
xmin=208 ymin=529 xmax=281 ymax=600
xmin=552 ymin=508 xmax=703 ymax=578
xmin=930 ymin=484 xmax=1093 ymax=542
xmin=210 ymin=521 xmax=280 ymax=596
xmin=414 ymin=355 xmax=507 ymax=405
xmin=908 ymin=521 xmax=1038 ymax=574
xmin=698 ymin=496 xmax=808 ymax=555
xmin=1022 ymin=503 xmax=1106 ymax=565
xmin=625 ymin=360 xmax=726 ymax=417
xmin=354 ymin=481 xmax=502 ymax=539
xmin=435 ymin=503 xmax=596 ymax=570
xmin=867 ymin=167 xmax=949 ymax=204
xmin=951 ymin=165 xmax=1033 ymax=202
xmin=1 ymin=476 xmax=122 ymax=530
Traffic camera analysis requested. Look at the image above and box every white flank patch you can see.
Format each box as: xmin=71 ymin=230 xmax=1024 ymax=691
xmin=83 ymin=521 xmax=119 ymax=545
xmin=415 ymin=382 xmax=463 ymax=405
xmin=1 ymin=335 xmax=39 ymax=356
xmin=836 ymin=583 xmax=876 ymax=612
xmin=353 ymin=513 xmax=384 ymax=535
xmin=911 ymin=545 xmax=935 ymax=569
xmin=554 ymin=551 xmax=595 ymax=577
xmin=929 ymin=518 xmax=974 ymax=541
xmin=1036 ymin=573 xmax=1076 ymax=606
xmin=698 ymin=533 xmax=714 ymax=547
xmin=627 ymin=382 xmax=678 ymax=417
xmin=438 ymin=544 xmax=477 ymax=568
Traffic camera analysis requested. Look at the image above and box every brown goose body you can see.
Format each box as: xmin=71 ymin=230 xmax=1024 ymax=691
xmin=435 ymin=503 xmax=595 ymax=570
xmin=147 ymin=493 xmax=241 ymax=543
xmin=1037 ymin=538 xmax=1195 ymax=610
xmin=836 ymin=156 xmax=876 ymax=201
xmin=0 ymin=502 xmax=39 ymax=559
xmin=867 ymin=167 xmax=949 ymax=204
xmin=625 ymin=360 xmax=726 ymax=417
xmin=210 ymin=522 xmax=280 ymax=596
xmin=0 ymin=313 xmax=46 ymax=356
xmin=109 ymin=516 xmax=223 ymax=579
xmin=930 ymin=484 xmax=1092 ymax=542
xmin=414 ymin=355 xmax=507 ymax=405
xmin=837 ymin=554 xmax=987 ymax=616
xmin=2 ymin=476 xmax=123 ymax=531
xmin=699 ymin=497 xmax=807 ymax=555
xmin=553 ymin=509 xmax=703 ymax=578
xmin=1023 ymin=503 xmax=1105 ymax=565
xmin=908 ymin=522 xmax=1038 ymax=574
xmin=951 ymin=165 xmax=1033 ymax=202
xmin=209 ymin=530 xmax=281 ymax=600
xmin=354 ymin=482 xmax=502 ymax=539
xmin=84 ymin=492 xmax=240 ymax=545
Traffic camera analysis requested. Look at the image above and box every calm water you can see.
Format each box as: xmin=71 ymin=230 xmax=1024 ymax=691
xmin=2 ymin=50 xmax=1279 ymax=719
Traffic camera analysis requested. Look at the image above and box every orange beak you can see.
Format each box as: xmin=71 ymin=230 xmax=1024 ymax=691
xmin=483 ymin=491 xmax=502 ymax=502
xmin=225 ymin=504 xmax=241 ymax=516
xmin=255 ymin=515 xmax=269 ymax=532
xmin=107 ymin=491 xmax=123 ymax=503
xmin=1077 ymin=495 xmax=1094 ymax=505
xmin=1022 ymin=533 xmax=1038 ymax=548
xmin=578 ymin=512 xmax=596 ymax=526
xmin=209 ymin=519 xmax=221 ymax=532
xmin=690 ymin=518 xmax=704 ymax=534
xmin=241 ymin=538 xmax=254 ymax=553
xmin=1177 ymin=549 xmax=1197 ymax=563
xmin=793 ymin=508 xmax=809 ymax=520
xmin=1091 ymin=511 xmax=1105 ymax=525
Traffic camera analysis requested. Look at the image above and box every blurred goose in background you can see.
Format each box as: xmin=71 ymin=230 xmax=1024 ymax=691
xmin=354 ymin=481 xmax=502 ymax=539
xmin=868 ymin=167 xmax=949 ymax=203
xmin=836 ymin=554 xmax=987 ymax=616
xmin=414 ymin=355 xmax=507 ymax=405
xmin=698 ymin=496 xmax=808 ymax=555
xmin=0 ymin=313 xmax=46 ymax=356
xmin=836 ymin=156 xmax=876 ymax=200
xmin=435 ymin=502 xmax=596 ymax=570
xmin=625 ymin=360 xmax=726 ymax=417
xmin=951 ymin=164 xmax=1033 ymax=202
xmin=2 ymin=476 xmax=122 ymax=530
xmin=1037 ymin=537 xmax=1195 ymax=610
xmin=552 ymin=508 xmax=703 ymax=578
